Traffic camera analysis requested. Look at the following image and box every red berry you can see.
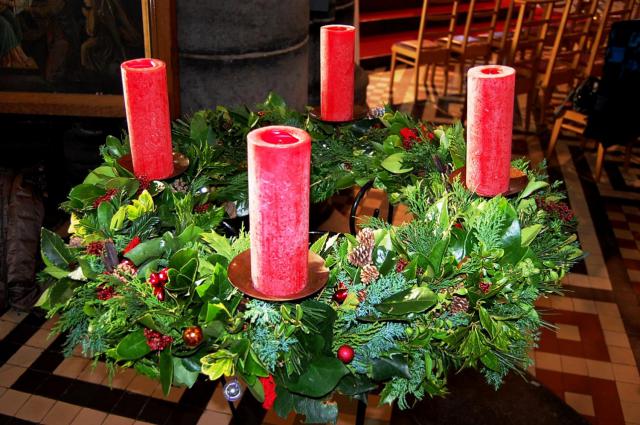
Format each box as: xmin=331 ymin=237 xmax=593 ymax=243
xmin=332 ymin=288 xmax=348 ymax=303
xmin=154 ymin=287 xmax=165 ymax=301
xmin=157 ymin=269 xmax=169 ymax=283
xmin=479 ymin=281 xmax=491 ymax=294
xmin=148 ymin=273 xmax=160 ymax=286
xmin=337 ymin=345 xmax=355 ymax=364
xmin=395 ymin=258 xmax=408 ymax=272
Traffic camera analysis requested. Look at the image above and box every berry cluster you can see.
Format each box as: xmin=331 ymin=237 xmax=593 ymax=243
xmin=395 ymin=258 xmax=409 ymax=272
xmin=193 ymin=203 xmax=211 ymax=213
xmin=96 ymin=284 xmax=115 ymax=300
xmin=535 ymin=197 xmax=575 ymax=223
xmin=148 ymin=268 xmax=169 ymax=301
xmin=136 ymin=175 xmax=151 ymax=195
xmin=400 ymin=127 xmax=419 ymax=150
xmin=85 ymin=241 xmax=105 ymax=256
xmin=92 ymin=188 xmax=118 ymax=209
xmin=144 ymin=328 xmax=173 ymax=351
xmin=479 ymin=281 xmax=491 ymax=294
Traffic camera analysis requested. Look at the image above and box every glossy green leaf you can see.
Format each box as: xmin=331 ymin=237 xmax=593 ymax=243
xmin=41 ymin=228 xmax=74 ymax=269
xmin=159 ymin=348 xmax=173 ymax=396
xmin=521 ymin=224 xmax=543 ymax=247
xmin=519 ymin=180 xmax=549 ymax=199
xmin=295 ymin=397 xmax=339 ymax=424
xmin=42 ymin=265 xmax=69 ymax=279
xmin=376 ymin=286 xmax=437 ymax=315
xmin=83 ymin=166 xmax=117 ymax=185
xmin=172 ymin=357 xmax=200 ymax=388
xmin=336 ymin=374 xmax=377 ymax=395
xmin=115 ymin=329 xmax=151 ymax=360
xmin=370 ymin=354 xmax=411 ymax=381
xmin=97 ymin=201 xmax=115 ymax=231
xmin=381 ymin=153 xmax=413 ymax=174
xmin=124 ymin=239 xmax=166 ymax=265
xmin=285 ymin=356 xmax=348 ymax=398
xmin=68 ymin=184 xmax=104 ymax=204
xmin=169 ymin=248 xmax=198 ymax=271
xmin=35 ymin=278 xmax=76 ymax=310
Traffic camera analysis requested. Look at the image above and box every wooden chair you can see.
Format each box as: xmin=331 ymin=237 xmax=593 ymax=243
xmin=546 ymin=0 xmax=637 ymax=181
xmin=546 ymin=110 xmax=634 ymax=181
xmin=444 ymin=0 xmax=504 ymax=93
xmin=507 ymin=0 xmax=563 ymax=130
xmin=389 ymin=0 xmax=458 ymax=103
xmin=533 ymin=0 xmax=597 ymax=128
xmin=488 ymin=0 xmax=517 ymax=64
xmin=580 ymin=0 xmax=636 ymax=78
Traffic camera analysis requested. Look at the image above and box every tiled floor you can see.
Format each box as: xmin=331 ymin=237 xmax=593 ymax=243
xmin=1 ymin=66 xmax=640 ymax=424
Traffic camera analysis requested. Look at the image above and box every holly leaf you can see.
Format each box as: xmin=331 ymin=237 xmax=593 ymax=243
xmin=41 ymin=228 xmax=74 ymax=269
xmin=115 ymin=329 xmax=151 ymax=360
xmin=376 ymin=286 xmax=437 ymax=315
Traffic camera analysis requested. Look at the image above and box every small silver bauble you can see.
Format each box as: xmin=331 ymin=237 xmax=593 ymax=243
xmin=223 ymin=378 xmax=242 ymax=402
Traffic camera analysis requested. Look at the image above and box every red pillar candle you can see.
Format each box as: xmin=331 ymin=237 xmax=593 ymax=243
xmin=320 ymin=25 xmax=355 ymax=122
xmin=466 ymin=65 xmax=516 ymax=196
xmin=121 ymin=58 xmax=173 ymax=180
xmin=247 ymin=126 xmax=311 ymax=297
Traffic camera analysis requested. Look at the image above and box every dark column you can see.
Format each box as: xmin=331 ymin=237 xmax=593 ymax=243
xmin=176 ymin=1 xmax=310 ymax=112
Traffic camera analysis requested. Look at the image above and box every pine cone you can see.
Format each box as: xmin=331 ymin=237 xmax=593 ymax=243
xmin=171 ymin=179 xmax=188 ymax=193
xmin=348 ymin=245 xmax=372 ymax=267
xmin=449 ymin=296 xmax=469 ymax=314
xmin=356 ymin=228 xmax=375 ymax=250
xmin=361 ymin=264 xmax=380 ymax=284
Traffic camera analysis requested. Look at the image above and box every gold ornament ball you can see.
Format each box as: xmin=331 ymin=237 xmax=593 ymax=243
xmin=182 ymin=326 xmax=203 ymax=347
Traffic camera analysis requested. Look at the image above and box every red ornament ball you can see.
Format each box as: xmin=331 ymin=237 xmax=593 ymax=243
xmin=182 ymin=326 xmax=203 ymax=347
xmin=332 ymin=288 xmax=348 ymax=303
xmin=148 ymin=273 xmax=160 ymax=286
xmin=337 ymin=345 xmax=355 ymax=364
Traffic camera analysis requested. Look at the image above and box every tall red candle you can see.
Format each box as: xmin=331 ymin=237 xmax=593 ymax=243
xmin=466 ymin=65 xmax=515 ymax=196
xmin=320 ymin=25 xmax=355 ymax=122
xmin=247 ymin=126 xmax=311 ymax=297
xmin=121 ymin=58 xmax=173 ymax=180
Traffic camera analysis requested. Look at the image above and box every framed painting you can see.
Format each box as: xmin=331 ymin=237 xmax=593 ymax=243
xmin=0 ymin=0 xmax=179 ymax=117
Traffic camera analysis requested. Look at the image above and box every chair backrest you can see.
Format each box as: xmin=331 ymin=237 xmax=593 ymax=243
xmin=538 ymin=0 xmax=592 ymax=88
xmin=456 ymin=0 xmax=505 ymax=53
xmin=415 ymin=0 xmax=460 ymax=51
xmin=582 ymin=0 xmax=636 ymax=77
xmin=494 ymin=0 xmax=517 ymax=63
xmin=507 ymin=0 xmax=563 ymax=70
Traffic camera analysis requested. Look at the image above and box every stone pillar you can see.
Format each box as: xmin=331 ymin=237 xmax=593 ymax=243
xmin=176 ymin=1 xmax=309 ymax=112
